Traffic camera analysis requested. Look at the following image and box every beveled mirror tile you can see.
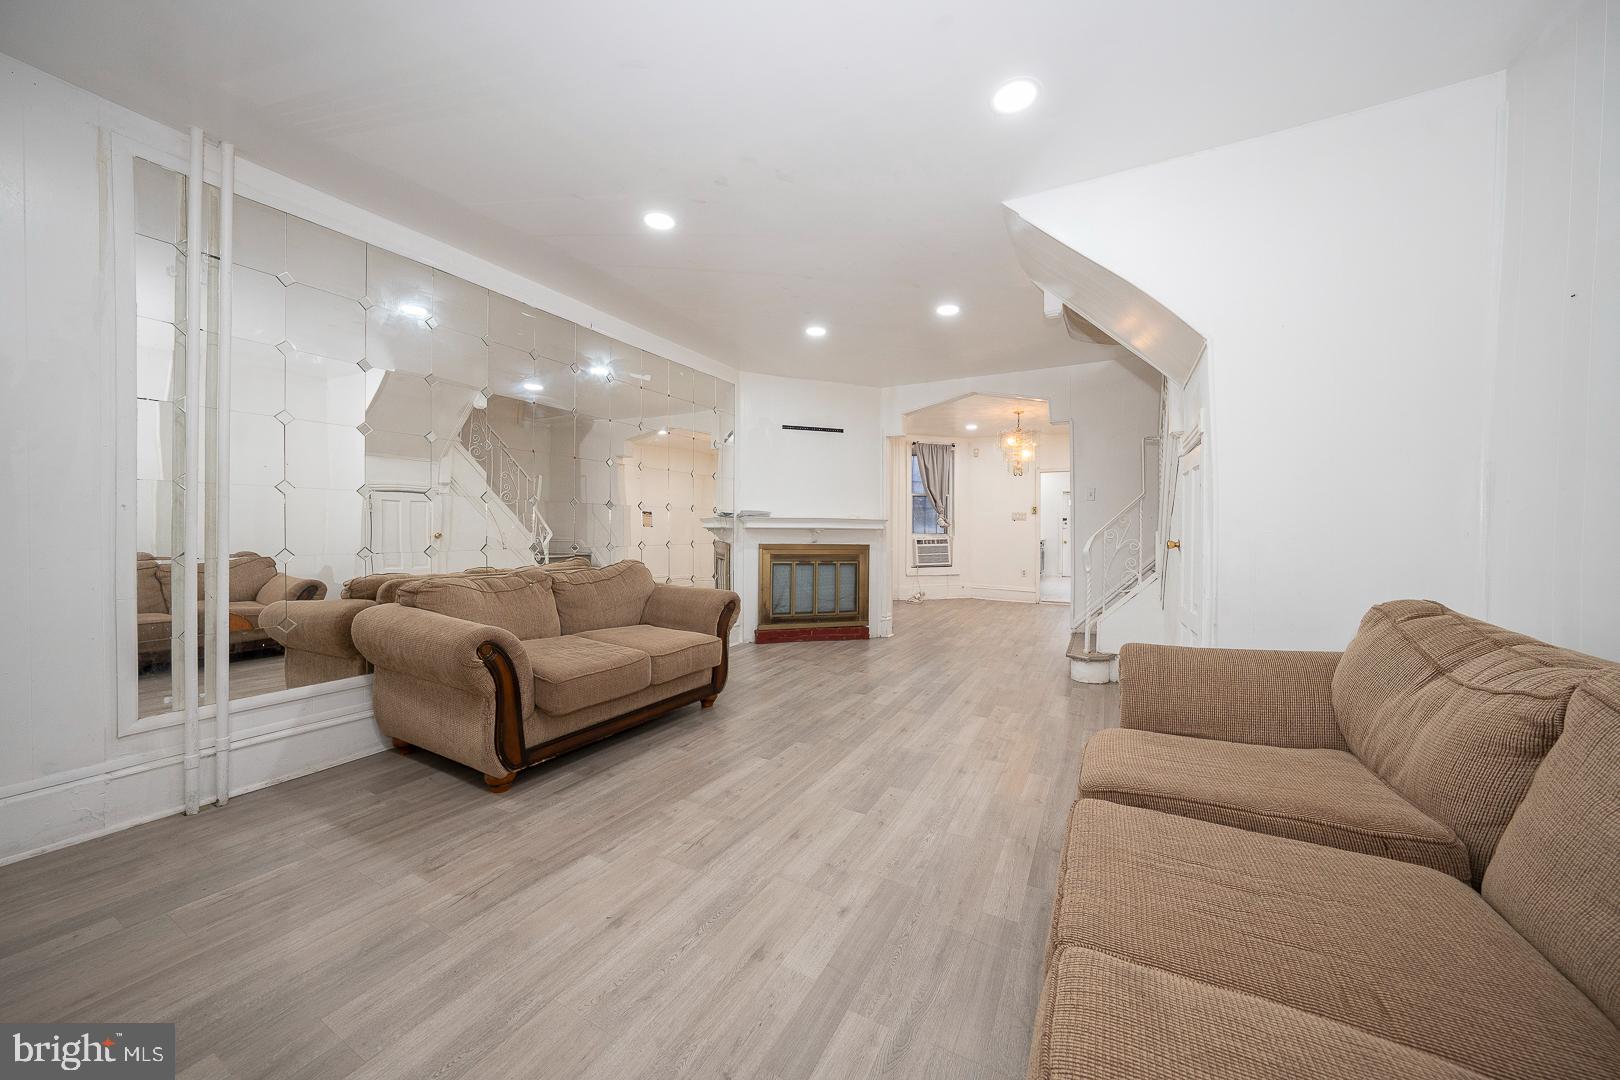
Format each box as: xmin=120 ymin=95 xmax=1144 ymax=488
xmin=285 ymin=352 xmax=367 ymax=426
xmin=694 ymin=465 xmax=718 ymax=517
xmin=692 ymin=371 xmax=717 ymax=409
xmin=283 ymin=486 xmax=329 ymax=556
xmin=575 ymin=367 xmax=611 ymax=420
xmin=232 ymin=265 xmax=286 ymax=345
xmin=488 ymin=292 xmax=537 ymax=351
xmin=668 ymin=469 xmax=695 ymax=509
xmin=669 ymin=542 xmax=695 ymax=579
xmin=135 ymin=236 xmax=186 ymax=323
xmin=717 ymin=380 xmax=736 ymax=413
xmin=232 ymin=196 xmax=286 ymax=275
xmin=608 ymin=377 xmax=642 ymax=422
xmin=531 ymin=308 xmax=575 ymax=364
xmin=430 ymin=326 xmax=489 ymax=388
xmin=284 ymin=284 xmax=364 ymax=361
xmin=669 ymin=362 xmax=695 ymax=402
xmin=665 ymin=431 xmax=696 ymax=475
xmin=285 ymin=421 xmax=363 ymax=490
xmin=230 ymin=413 xmax=285 ymax=486
xmin=133 ymin=158 xmax=184 ymax=244
xmin=285 ymin=216 xmax=367 ymax=300
xmin=365 ymin=432 xmax=433 ymax=488
xmin=639 ymin=465 xmax=669 ymax=508
xmin=576 ymin=455 xmax=612 ymax=505
xmin=365 ymin=305 xmax=431 ymax=375
xmin=231 ymin=339 xmax=286 ymax=417
xmin=530 ymin=356 xmax=576 ymax=412
xmin=135 ymin=400 xmax=184 ymax=482
xmin=366 ymin=247 xmax=433 ymax=312
xmin=430 ymin=270 xmax=488 ymax=336
xmin=230 ymin=483 xmax=286 ymax=557
xmin=575 ymin=326 xmax=614 ymax=372
xmin=640 ymin=541 xmax=670 ymax=580
xmin=365 ymin=372 xmax=432 ymax=434
xmin=446 ymin=488 xmax=492 ymax=546
xmin=135 ymin=317 xmax=185 ymax=403
xmin=322 ymin=490 xmax=365 ymax=553
xmin=487 ymin=342 xmax=533 ymax=398
xmin=430 ymin=381 xmax=481 ymax=444
xmin=671 ymin=506 xmax=697 ymax=546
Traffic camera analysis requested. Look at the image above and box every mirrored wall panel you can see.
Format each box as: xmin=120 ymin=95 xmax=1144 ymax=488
xmin=129 ymin=158 xmax=737 ymax=714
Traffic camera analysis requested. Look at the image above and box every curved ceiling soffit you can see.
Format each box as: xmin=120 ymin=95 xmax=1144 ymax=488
xmin=1002 ymin=206 xmax=1206 ymax=386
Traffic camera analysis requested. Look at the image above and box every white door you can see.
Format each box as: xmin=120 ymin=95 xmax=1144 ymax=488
xmin=1170 ymin=445 xmax=1204 ymax=645
xmin=369 ymin=490 xmax=434 ymax=573
xmin=1039 ymin=471 xmax=1072 ymax=578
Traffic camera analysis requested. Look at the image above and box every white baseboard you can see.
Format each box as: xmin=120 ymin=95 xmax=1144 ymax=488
xmin=0 ymin=689 xmax=387 ymax=866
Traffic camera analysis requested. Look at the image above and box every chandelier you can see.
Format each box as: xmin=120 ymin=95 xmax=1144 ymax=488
xmin=1001 ymin=409 xmax=1038 ymax=476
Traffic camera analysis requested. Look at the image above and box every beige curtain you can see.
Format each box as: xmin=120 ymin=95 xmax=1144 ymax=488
xmin=913 ymin=441 xmax=953 ymax=530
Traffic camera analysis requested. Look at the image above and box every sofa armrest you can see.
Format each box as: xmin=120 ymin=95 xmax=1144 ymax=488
xmin=260 ymin=598 xmax=373 ymax=658
xmin=642 ymin=584 xmax=742 ymax=638
xmin=1118 ymin=643 xmax=1346 ymax=749
xmin=256 ymin=573 xmax=328 ymax=606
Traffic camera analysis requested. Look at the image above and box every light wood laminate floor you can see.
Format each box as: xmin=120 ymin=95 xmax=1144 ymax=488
xmin=1 ymin=599 xmax=1114 ymax=1080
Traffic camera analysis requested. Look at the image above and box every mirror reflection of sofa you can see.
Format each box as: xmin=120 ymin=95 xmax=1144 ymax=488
xmin=134 ymin=551 xmax=328 ymax=666
xmin=259 ymin=559 xmax=595 ymax=689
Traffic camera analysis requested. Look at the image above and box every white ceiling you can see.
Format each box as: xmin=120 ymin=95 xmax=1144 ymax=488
xmin=904 ymin=394 xmax=1059 ymax=438
xmin=0 ymin=0 xmax=1552 ymax=386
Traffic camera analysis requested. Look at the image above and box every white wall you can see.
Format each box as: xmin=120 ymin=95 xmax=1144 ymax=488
xmin=1008 ymin=75 xmax=1509 ymax=650
xmin=0 ymin=52 xmax=734 ymax=864
xmin=1487 ymin=0 xmax=1620 ymax=661
xmin=737 ymin=372 xmax=885 ymax=517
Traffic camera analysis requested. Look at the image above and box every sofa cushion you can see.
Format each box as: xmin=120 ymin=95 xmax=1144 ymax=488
xmin=1332 ymin=599 xmax=1608 ymax=881
xmin=577 ymin=625 xmax=721 ymax=684
xmin=229 ymin=554 xmax=279 ymax=602
xmin=522 ymin=635 xmax=651 ymax=716
xmin=1046 ymin=799 xmax=1620 ymax=1080
xmin=549 ymin=560 xmax=656 ymax=634
xmin=1082 ymin=725 xmax=1477 ymax=880
xmin=1032 ymin=946 xmax=1487 ymax=1080
xmin=136 ymin=612 xmax=170 ymax=645
xmin=1483 ymin=671 xmax=1620 ymax=1028
xmin=394 ymin=568 xmax=561 ymax=640
xmin=1079 ymin=727 xmax=1470 ymax=879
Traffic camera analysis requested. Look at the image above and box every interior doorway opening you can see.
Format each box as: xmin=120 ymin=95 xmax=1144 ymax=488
xmin=1038 ymin=470 xmax=1072 ymax=603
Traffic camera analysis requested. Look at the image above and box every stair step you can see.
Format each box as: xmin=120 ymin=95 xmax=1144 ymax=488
xmin=1066 ymin=632 xmax=1116 ymax=663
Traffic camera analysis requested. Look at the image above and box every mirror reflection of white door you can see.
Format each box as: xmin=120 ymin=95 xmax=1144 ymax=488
xmin=1172 ymin=445 xmax=1204 ymax=645
xmin=1039 ymin=470 xmax=1073 ymax=578
xmin=369 ymin=490 xmax=434 ymax=573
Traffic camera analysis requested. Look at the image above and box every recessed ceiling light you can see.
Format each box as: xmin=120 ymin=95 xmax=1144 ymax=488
xmin=804 ymin=324 xmax=827 ymax=338
xmin=397 ymin=303 xmax=429 ymax=318
xmin=522 ymin=380 xmax=543 ymax=392
xmin=643 ymin=211 xmax=676 ymax=231
xmin=992 ymin=78 xmax=1040 ymax=115
xmin=589 ymin=364 xmax=611 ymax=376
xmin=965 ymin=423 xmax=978 ymax=431
xmin=935 ymin=302 xmax=961 ymax=317
xmin=657 ymin=428 xmax=670 ymax=436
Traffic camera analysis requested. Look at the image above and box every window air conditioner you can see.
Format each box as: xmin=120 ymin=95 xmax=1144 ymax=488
xmin=912 ymin=535 xmax=952 ymax=568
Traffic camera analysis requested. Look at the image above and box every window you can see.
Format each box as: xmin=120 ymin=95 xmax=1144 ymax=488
xmin=910 ymin=450 xmax=947 ymax=535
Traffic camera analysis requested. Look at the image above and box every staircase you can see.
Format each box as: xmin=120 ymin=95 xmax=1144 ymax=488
xmin=458 ymin=410 xmax=554 ymax=563
xmin=1071 ymin=436 xmax=1161 ymax=683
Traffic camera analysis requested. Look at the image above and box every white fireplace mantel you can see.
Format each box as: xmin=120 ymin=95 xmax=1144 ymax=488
xmin=703 ymin=516 xmax=886 ymax=533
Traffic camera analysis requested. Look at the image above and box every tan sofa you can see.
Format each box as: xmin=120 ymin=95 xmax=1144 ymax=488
xmin=351 ymin=560 xmax=739 ymax=790
xmin=259 ymin=560 xmax=594 ymax=688
xmin=135 ymin=551 xmax=326 ymax=663
xmin=1029 ymin=600 xmax=1620 ymax=1080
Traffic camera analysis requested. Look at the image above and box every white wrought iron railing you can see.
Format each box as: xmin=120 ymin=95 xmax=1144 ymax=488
xmin=460 ymin=410 xmax=554 ymax=562
xmin=1077 ymin=435 xmax=1161 ymax=653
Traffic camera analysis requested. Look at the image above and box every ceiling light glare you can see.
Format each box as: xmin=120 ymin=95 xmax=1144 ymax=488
xmin=935 ymin=302 xmax=961 ymax=317
xmin=992 ymin=78 xmax=1039 ymax=114
xmin=657 ymin=428 xmax=670 ymax=436
xmin=589 ymin=364 xmax=611 ymax=376
xmin=397 ymin=303 xmax=429 ymax=318
xmin=643 ymin=211 xmax=676 ymax=231
xmin=522 ymin=380 xmax=543 ymax=392
xmin=965 ymin=423 xmax=978 ymax=431
xmin=804 ymin=324 xmax=827 ymax=338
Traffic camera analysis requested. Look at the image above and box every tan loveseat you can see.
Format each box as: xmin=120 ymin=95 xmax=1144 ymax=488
xmin=1029 ymin=600 xmax=1620 ymax=1080
xmin=135 ymin=551 xmax=326 ymax=663
xmin=350 ymin=560 xmax=740 ymax=790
